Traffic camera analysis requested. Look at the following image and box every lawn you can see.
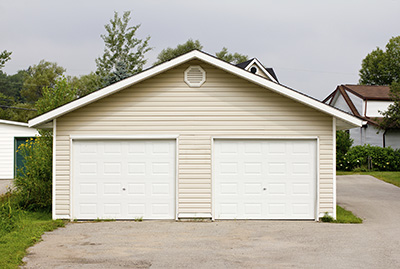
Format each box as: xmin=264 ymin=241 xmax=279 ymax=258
xmin=0 ymin=196 xmax=65 ymax=268
xmin=337 ymin=171 xmax=400 ymax=188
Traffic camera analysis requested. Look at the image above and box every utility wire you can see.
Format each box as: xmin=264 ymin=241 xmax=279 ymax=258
xmin=0 ymin=105 xmax=37 ymax=111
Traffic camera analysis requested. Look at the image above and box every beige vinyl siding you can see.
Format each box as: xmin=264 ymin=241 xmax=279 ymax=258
xmin=55 ymin=60 xmax=334 ymax=218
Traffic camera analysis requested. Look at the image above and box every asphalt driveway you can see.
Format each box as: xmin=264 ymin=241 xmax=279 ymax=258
xmin=23 ymin=175 xmax=400 ymax=268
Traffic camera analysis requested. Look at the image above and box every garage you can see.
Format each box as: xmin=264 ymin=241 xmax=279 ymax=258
xmin=28 ymin=51 xmax=363 ymax=220
xmin=214 ymin=139 xmax=317 ymax=220
xmin=72 ymin=139 xmax=176 ymax=220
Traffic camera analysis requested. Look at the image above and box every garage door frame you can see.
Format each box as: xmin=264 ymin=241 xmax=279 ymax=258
xmin=212 ymin=137 xmax=319 ymax=221
xmin=70 ymin=135 xmax=179 ymax=220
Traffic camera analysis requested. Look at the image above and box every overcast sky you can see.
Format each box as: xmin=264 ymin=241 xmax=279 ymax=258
xmin=1 ymin=0 xmax=399 ymax=100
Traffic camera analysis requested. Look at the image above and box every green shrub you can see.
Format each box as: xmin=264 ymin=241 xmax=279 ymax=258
xmin=337 ymin=144 xmax=400 ymax=171
xmin=0 ymin=192 xmax=22 ymax=235
xmin=14 ymin=133 xmax=53 ymax=211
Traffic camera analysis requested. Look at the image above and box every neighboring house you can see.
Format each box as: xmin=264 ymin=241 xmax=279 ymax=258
xmin=235 ymin=58 xmax=279 ymax=83
xmin=29 ymin=50 xmax=362 ymax=221
xmin=0 ymin=119 xmax=38 ymax=179
xmin=323 ymin=84 xmax=400 ymax=148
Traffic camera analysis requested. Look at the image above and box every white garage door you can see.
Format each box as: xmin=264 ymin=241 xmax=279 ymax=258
xmin=215 ymin=139 xmax=316 ymax=220
xmin=73 ymin=140 xmax=175 ymax=220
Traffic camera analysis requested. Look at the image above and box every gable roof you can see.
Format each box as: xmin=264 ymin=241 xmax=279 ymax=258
xmin=0 ymin=119 xmax=29 ymax=127
xmin=29 ymin=50 xmax=363 ymax=130
xmin=341 ymin=85 xmax=391 ymax=100
xmin=323 ymin=84 xmax=393 ymax=126
xmin=236 ymin=58 xmax=279 ymax=83
xmin=324 ymin=84 xmax=391 ymax=103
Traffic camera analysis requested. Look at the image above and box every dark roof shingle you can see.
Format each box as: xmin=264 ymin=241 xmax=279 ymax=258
xmin=343 ymin=85 xmax=391 ymax=100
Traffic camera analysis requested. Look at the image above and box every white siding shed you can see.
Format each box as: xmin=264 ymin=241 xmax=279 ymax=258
xmin=0 ymin=120 xmax=38 ymax=179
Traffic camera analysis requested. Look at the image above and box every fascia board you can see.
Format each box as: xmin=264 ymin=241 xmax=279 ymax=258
xmin=195 ymin=53 xmax=363 ymax=128
xmin=0 ymin=119 xmax=29 ymax=127
xmin=29 ymin=50 xmax=362 ymax=128
xmin=29 ymin=52 xmax=199 ymax=127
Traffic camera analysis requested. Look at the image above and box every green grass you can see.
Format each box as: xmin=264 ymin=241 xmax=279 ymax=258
xmin=337 ymin=171 xmax=400 ymax=188
xmin=335 ymin=205 xmax=362 ymax=223
xmin=0 ymin=210 xmax=66 ymax=268
xmin=321 ymin=205 xmax=362 ymax=223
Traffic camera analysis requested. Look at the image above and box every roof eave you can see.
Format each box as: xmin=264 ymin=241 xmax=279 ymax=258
xmin=29 ymin=50 xmax=363 ymax=129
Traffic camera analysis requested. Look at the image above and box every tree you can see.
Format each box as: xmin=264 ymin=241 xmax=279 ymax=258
xmin=35 ymin=76 xmax=77 ymax=115
xmin=69 ymin=72 xmax=102 ymax=97
xmin=359 ymin=36 xmax=400 ymax=132
xmin=21 ymin=60 xmax=65 ymax=103
xmin=154 ymin=39 xmax=203 ymax=65
xmin=0 ymin=70 xmax=27 ymax=102
xmin=216 ymin=47 xmax=249 ymax=64
xmin=96 ymin=11 xmax=151 ymax=87
xmin=0 ymin=50 xmax=12 ymax=70
xmin=15 ymin=77 xmax=77 ymax=210
xmin=359 ymin=36 xmax=400 ymax=85
xmin=155 ymin=40 xmax=249 ymax=65
xmin=379 ymin=82 xmax=400 ymax=130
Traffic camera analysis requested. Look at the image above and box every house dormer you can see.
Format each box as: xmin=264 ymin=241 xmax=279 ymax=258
xmin=236 ymin=58 xmax=279 ymax=83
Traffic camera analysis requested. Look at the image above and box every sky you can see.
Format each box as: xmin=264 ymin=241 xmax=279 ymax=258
xmin=1 ymin=0 xmax=399 ymax=100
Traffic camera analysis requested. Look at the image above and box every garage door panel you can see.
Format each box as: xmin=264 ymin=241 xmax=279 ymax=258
xmin=215 ymin=140 xmax=316 ymax=220
xmin=73 ymin=140 xmax=175 ymax=220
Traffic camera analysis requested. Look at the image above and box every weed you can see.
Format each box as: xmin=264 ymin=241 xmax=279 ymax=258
xmin=320 ymin=212 xmax=334 ymax=223
xmin=134 ymin=217 xmax=143 ymax=222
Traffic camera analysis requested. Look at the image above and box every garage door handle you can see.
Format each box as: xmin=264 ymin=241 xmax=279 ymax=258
xmin=263 ymin=188 xmax=267 ymax=191
xmin=122 ymin=188 xmax=126 ymax=191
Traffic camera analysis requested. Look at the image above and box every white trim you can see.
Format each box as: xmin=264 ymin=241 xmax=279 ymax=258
xmin=243 ymin=58 xmax=278 ymax=83
xmin=0 ymin=119 xmax=29 ymax=127
xmin=53 ymin=215 xmax=71 ymax=220
xmin=69 ymin=136 xmax=74 ymax=220
xmin=213 ymin=136 xmax=319 ymax=140
xmin=178 ymin=213 xmax=212 ymax=219
xmin=70 ymin=135 xmax=179 ymax=140
xmin=69 ymin=136 xmax=178 ymax=220
xmin=332 ymin=117 xmax=337 ymax=219
xmin=175 ymin=136 xmax=179 ymax=221
xmin=52 ymin=119 xmax=56 ymax=219
xmin=212 ymin=136 xmax=318 ymax=220
xmin=316 ymin=136 xmax=320 ymax=221
xmin=211 ymin=136 xmax=215 ymax=221
xmin=28 ymin=50 xmax=363 ymax=129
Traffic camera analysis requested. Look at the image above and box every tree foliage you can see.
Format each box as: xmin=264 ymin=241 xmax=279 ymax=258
xmin=379 ymin=82 xmax=400 ymax=130
xmin=21 ymin=60 xmax=65 ymax=103
xmin=35 ymin=77 xmax=77 ymax=115
xmin=359 ymin=36 xmax=400 ymax=132
xmin=215 ymin=47 xmax=249 ymax=64
xmin=0 ymin=70 xmax=27 ymax=102
xmin=0 ymin=50 xmax=12 ymax=70
xmin=15 ymin=78 xmax=78 ymax=210
xmin=359 ymin=36 xmax=400 ymax=85
xmin=154 ymin=39 xmax=203 ymax=65
xmin=96 ymin=11 xmax=151 ymax=87
xmin=69 ymin=72 xmax=102 ymax=97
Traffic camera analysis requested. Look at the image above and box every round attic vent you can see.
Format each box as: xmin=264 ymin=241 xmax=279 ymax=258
xmin=184 ymin=65 xmax=206 ymax=87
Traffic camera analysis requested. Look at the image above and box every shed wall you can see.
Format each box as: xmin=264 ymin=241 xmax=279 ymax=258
xmin=54 ymin=60 xmax=334 ymax=218
xmin=0 ymin=124 xmax=38 ymax=179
